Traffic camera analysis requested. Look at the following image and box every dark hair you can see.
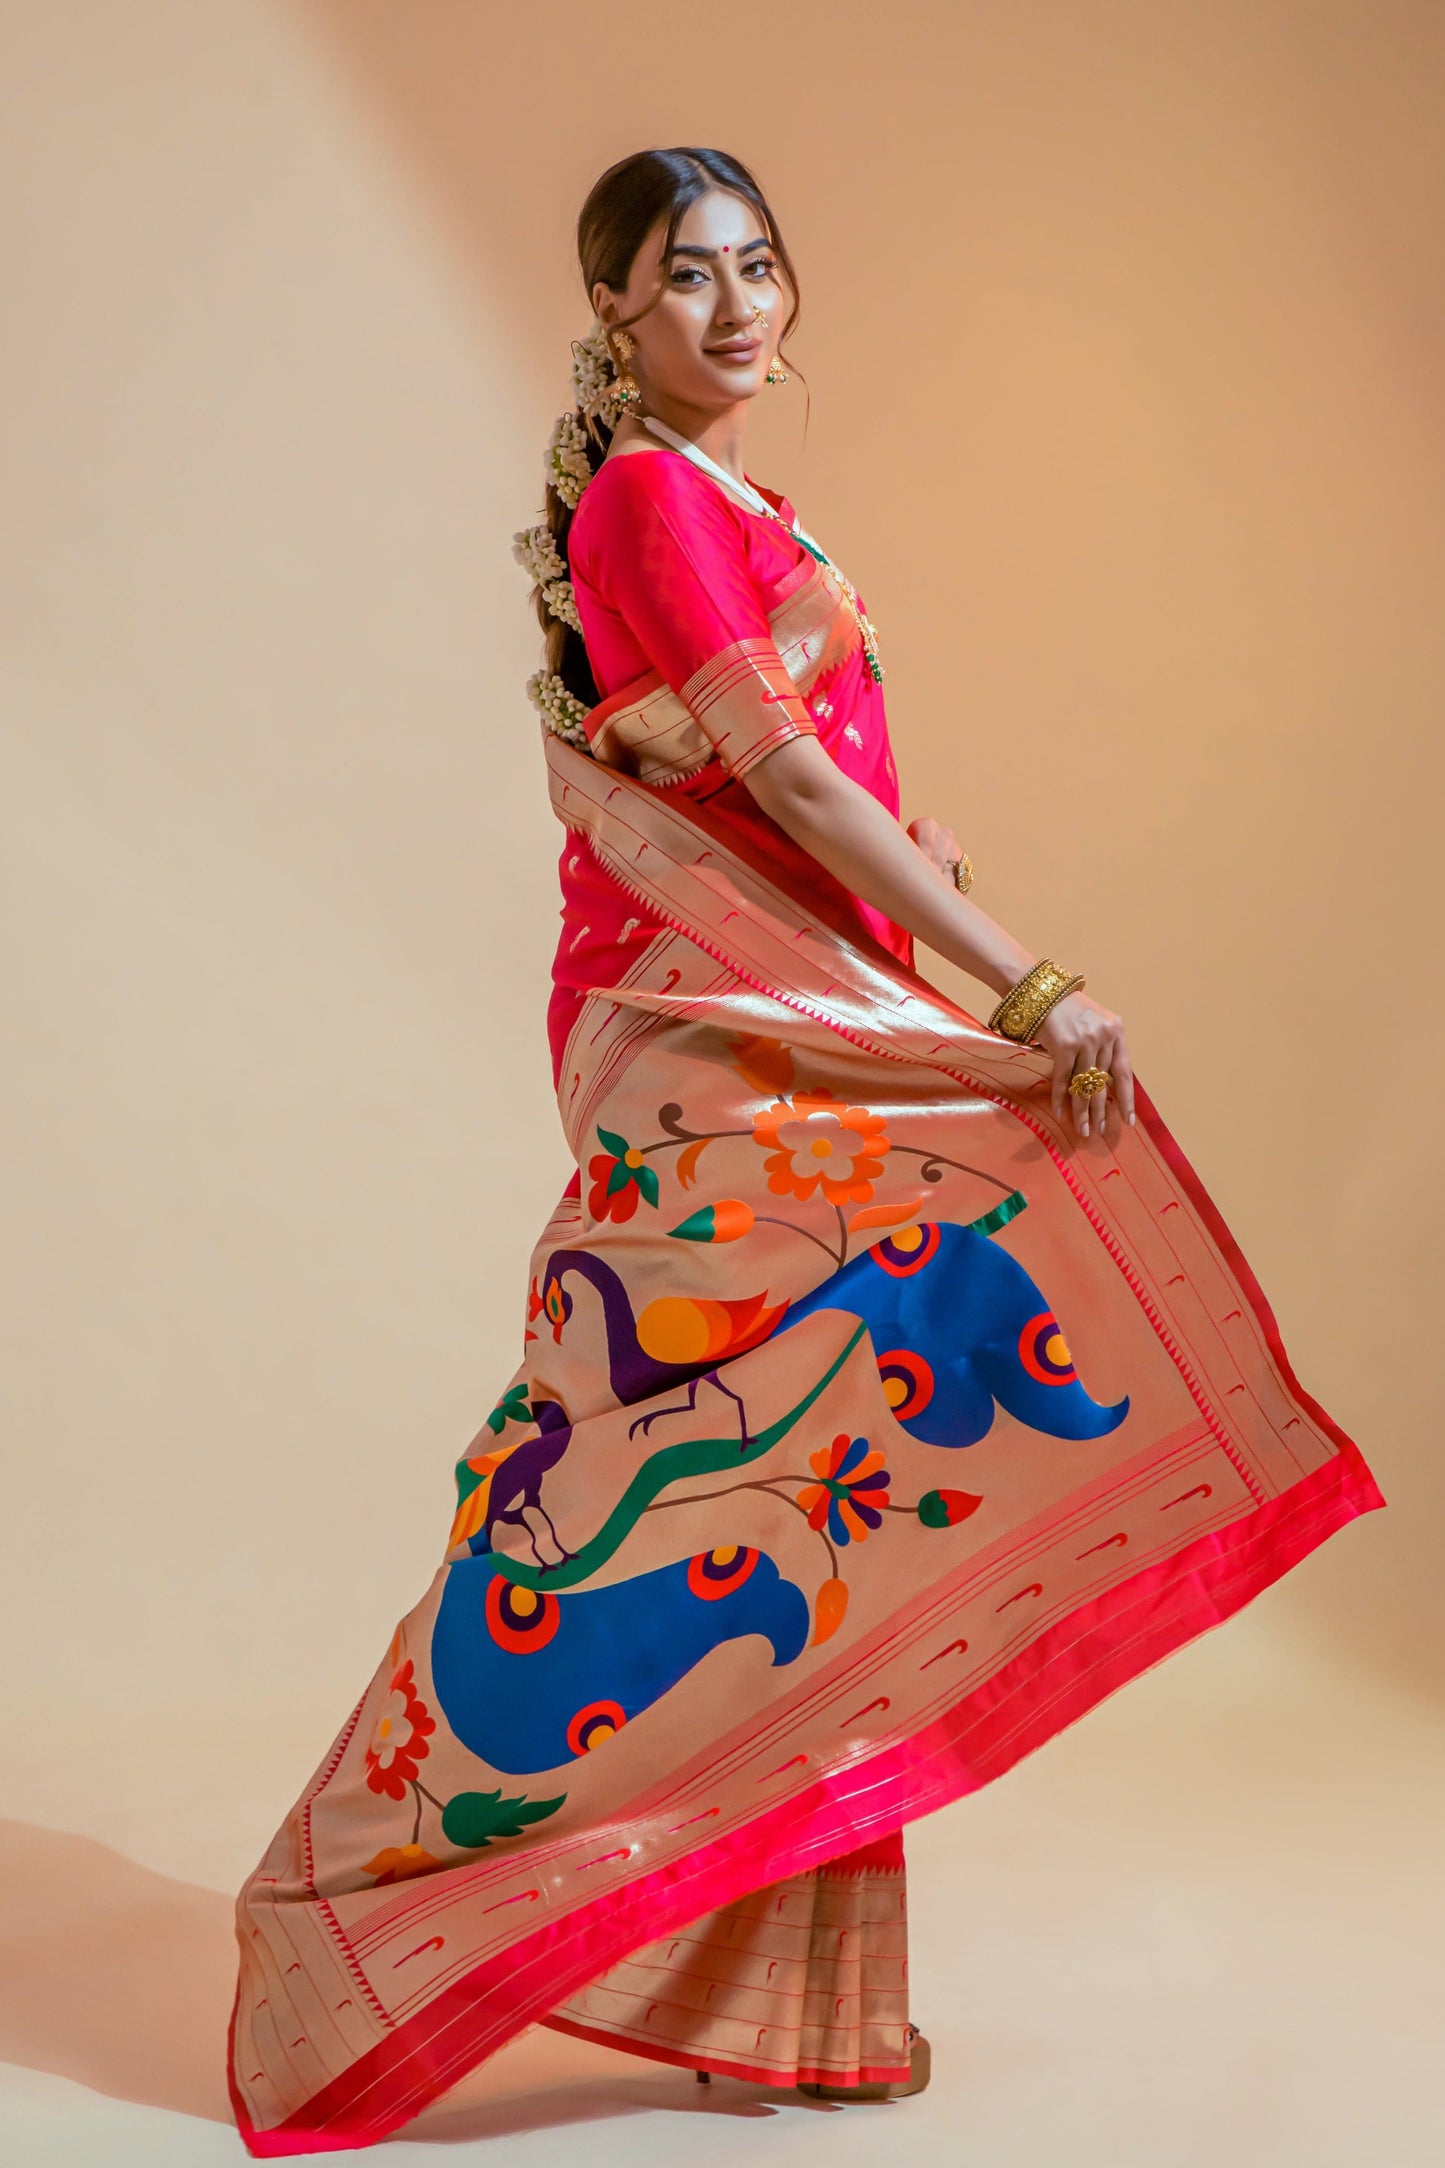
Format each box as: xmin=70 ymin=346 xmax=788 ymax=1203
xmin=531 ymin=147 xmax=802 ymax=707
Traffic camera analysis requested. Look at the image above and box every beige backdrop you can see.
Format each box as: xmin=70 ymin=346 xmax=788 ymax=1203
xmin=2 ymin=3 xmax=1441 ymax=2163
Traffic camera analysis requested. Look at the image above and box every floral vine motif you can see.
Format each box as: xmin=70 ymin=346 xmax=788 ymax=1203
xmin=588 ymin=1126 xmax=660 ymax=1222
xmin=360 ymin=1650 xmax=566 ymax=1882
xmin=796 ymin=1433 xmax=891 ymax=1545
xmin=364 ymin=1659 xmax=436 ymax=1802
xmin=753 ymin=1088 xmax=891 ymax=1207
xmin=588 ymin=1076 xmax=954 ymax=1268
xmin=639 ymin=1424 xmax=982 ymax=1655
xmin=670 ymin=1199 xmax=757 ymax=1244
xmin=580 ymin=1036 xmax=1021 ymax=1271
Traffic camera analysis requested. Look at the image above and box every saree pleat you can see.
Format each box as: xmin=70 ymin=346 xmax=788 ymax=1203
xmin=542 ymin=1828 xmax=909 ymax=2085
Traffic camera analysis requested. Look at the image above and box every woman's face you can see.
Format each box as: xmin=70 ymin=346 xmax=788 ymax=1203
xmin=593 ymin=189 xmax=788 ymax=416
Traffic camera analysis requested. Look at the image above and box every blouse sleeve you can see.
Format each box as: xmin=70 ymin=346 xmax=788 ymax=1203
xmin=574 ymin=452 xmax=818 ymax=781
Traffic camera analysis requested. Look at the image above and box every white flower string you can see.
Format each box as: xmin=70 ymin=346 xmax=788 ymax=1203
xmin=515 ymin=321 xmax=630 ymax=744
xmin=512 ymin=521 xmax=567 ymax=588
xmin=525 ymin=668 xmax=591 ymax=748
xmin=546 ymin=412 xmax=593 ymax=510
xmin=570 ymin=319 xmax=625 ymax=430
xmin=512 ymin=521 xmax=583 ymax=635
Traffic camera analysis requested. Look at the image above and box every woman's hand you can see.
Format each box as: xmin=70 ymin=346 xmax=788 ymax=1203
xmin=906 ymin=815 xmax=964 ymax=884
xmin=1036 ymin=990 xmax=1136 ymax=1138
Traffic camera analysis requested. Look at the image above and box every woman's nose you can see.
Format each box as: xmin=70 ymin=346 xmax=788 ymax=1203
xmin=712 ymin=268 xmax=753 ymax=325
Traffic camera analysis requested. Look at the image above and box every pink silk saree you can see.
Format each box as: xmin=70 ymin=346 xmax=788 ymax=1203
xmin=228 ymin=448 xmax=1383 ymax=2155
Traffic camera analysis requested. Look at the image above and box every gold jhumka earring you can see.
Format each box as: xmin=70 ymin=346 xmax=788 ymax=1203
xmin=609 ymin=328 xmax=643 ymax=412
xmin=750 ymin=303 xmax=789 ymax=385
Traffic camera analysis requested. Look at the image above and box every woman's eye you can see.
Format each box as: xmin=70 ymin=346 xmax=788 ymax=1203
xmin=743 ymin=257 xmax=778 ymax=279
xmin=669 ymin=265 xmax=706 ymax=285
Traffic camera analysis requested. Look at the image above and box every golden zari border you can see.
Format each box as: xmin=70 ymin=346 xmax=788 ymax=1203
xmin=588 ymin=560 xmax=859 ymax=787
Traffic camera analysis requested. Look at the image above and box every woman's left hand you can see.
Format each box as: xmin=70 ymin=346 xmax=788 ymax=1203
xmin=1035 ymin=989 xmax=1137 ymax=1138
xmin=907 ymin=815 xmax=965 ymax=884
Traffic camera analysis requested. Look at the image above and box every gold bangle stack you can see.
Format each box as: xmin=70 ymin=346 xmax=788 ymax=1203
xmin=987 ymin=959 xmax=1085 ymax=1044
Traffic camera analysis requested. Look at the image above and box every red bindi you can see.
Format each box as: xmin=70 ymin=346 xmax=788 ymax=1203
xmin=721 ymin=243 xmax=729 ymax=252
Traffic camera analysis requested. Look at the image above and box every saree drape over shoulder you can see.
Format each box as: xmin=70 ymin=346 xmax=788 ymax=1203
xmin=229 ymin=447 xmax=1383 ymax=2155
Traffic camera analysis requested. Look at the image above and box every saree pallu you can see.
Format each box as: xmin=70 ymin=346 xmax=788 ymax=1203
xmin=228 ymin=729 xmax=1383 ymax=2156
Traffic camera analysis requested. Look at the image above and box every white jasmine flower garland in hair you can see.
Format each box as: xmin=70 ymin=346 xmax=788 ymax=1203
xmin=525 ymin=668 xmax=591 ymax=749
xmin=512 ymin=521 xmax=583 ymax=634
xmin=540 ymin=580 xmax=582 ymax=635
xmin=570 ymin=319 xmax=624 ymax=429
xmin=512 ymin=521 xmax=567 ymax=588
xmin=546 ymin=412 xmax=593 ymax=509
xmin=514 ymin=324 xmax=626 ymax=744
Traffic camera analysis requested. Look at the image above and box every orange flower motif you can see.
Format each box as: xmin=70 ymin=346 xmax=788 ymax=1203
xmin=752 ymin=1088 xmax=891 ymax=1206
xmin=364 ymin=1658 xmax=436 ymax=1801
xmin=362 ymin=1843 xmax=441 ymax=1885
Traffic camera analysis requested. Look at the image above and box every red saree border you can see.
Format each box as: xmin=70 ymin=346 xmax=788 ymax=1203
xmin=227 ymin=1440 xmax=1381 ymax=2155
xmin=1132 ymin=1074 xmax=1362 ymax=1467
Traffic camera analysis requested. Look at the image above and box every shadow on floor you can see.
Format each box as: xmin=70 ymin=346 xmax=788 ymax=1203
xmin=0 ymin=1818 xmax=795 ymax=2146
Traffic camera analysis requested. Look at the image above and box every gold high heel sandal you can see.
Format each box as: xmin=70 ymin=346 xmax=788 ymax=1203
xmin=796 ymin=2023 xmax=932 ymax=2101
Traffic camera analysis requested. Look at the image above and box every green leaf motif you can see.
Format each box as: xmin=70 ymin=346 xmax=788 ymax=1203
xmin=454 ymin=1455 xmax=484 ymax=1506
xmin=633 ymin=1162 xmax=660 ymax=1209
xmin=485 ymin=1383 xmax=533 ymax=1436
xmin=595 ymin=1125 xmax=629 ymax=1159
xmin=441 ymin=1787 xmax=568 ymax=1850
xmin=604 ymin=1157 xmax=634 ymax=1197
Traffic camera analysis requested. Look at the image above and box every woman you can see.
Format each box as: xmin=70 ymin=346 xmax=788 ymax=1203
xmin=228 ymin=147 xmax=1382 ymax=2156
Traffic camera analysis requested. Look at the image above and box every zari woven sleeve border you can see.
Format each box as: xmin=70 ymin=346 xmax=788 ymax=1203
xmin=679 ymin=638 xmax=817 ymax=779
xmin=571 ymin=453 xmax=818 ymax=782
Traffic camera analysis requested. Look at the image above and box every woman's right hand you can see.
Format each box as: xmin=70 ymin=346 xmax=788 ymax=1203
xmin=1035 ymin=990 xmax=1136 ymax=1138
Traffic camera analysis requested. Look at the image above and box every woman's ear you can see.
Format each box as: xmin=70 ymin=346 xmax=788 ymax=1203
xmin=591 ymin=283 xmax=618 ymax=330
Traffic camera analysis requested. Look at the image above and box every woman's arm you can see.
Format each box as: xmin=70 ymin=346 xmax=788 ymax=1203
xmin=745 ymin=735 xmax=1135 ymax=1135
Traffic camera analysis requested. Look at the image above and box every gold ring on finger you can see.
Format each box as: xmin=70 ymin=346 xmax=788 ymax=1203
xmin=1067 ymin=1065 xmax=1113 ymax=1100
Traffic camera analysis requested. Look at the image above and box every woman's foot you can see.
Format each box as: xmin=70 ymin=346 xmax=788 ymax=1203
xmin=797 ymin=2023 xmax=931 ymax=2101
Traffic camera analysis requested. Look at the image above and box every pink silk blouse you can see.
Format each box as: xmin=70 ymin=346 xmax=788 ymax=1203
xmin=547 ymin=445 xmax=911 ymax=1083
